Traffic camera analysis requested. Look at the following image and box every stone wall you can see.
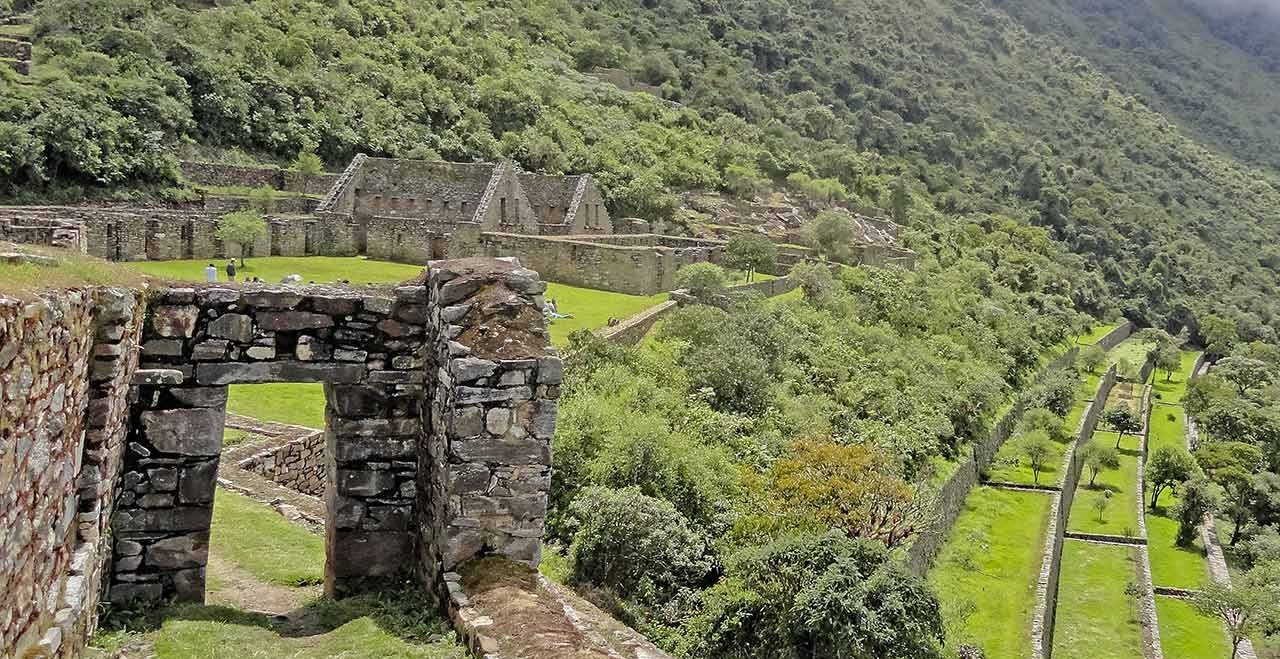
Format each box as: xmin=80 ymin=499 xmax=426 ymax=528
xmin=1096 ymin=321 xmax=1134 ymax=352
xmin=594 ymin=300 xmax=679 ymax=346
xmin=0 ymin=216 xmax=86 ymax=253
xmin=1030 ymin=362 xmax=1118 ymax=659
xmin=417 ymin=259 xmax=559 ymax=599
xmin=0 ymin=287 xmax=144 ymax=658
xmin=179 ymin=161 xmax=338 ymax=196
xmin=236 ymin=430 xmax=326 ymax=497
xmin=907 ymin=347 xmax=1081 ymax=575
xmin=480 ymin=232 xmax=723 ymax=295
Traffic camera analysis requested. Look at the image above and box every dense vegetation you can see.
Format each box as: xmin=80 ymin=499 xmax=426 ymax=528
xmin=8 ymin=0 xmax=1280 ymax=654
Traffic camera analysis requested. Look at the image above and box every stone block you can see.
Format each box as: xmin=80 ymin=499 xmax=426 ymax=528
xmin=141 ymin=408 xmax=224 ymax=455
xmin=196 ymin=361 xmax=364 ymax=385
xmin=245 ymin=345 xmax=276 ymax=360
xmin=172 ymin=567 xmax=206 ymax=603
xmin=313 ymin=297 xmax=359 ymax=316
xmin=109 ymin=582 xmax=162 ymax=604
xmin=336 ymin=469 xmax=396 ymax=496
xmin=332 ymin=439 xmax=415 ymax=462
xmin=192 ymin=339 xmax=230 ymax=361
xmin=368 ymin=370 xmax=422 ymax=384
xmin=530 ymin=400 xmax=558 ymax=440
xmin=207 ymin=313 xmax=254 ymax=342
xmin=451 ymin=407 xmax=484 ymax=438
xmin=452 ymin=438 xmax=550 ymax=465
xmin=485 ymin=408 xmax=511 ymax=435
xmin=179 ymin=460 xmax=219 ymax=504
xmin=132 ymin=369 xmax=185 ymax=386
xmin=146 ymin=532 xmax=209 ymax=569
xmin=536 ymin=356 xmax=563 ymax=385
xmin=197 ymin=288 xmax=241 ymax=306
xmin=256 ymin=311 xmax=334 ymax=331
xmin=147 ymin=468 xmax=178 ymax=491
xmin=169 ymin=386 xmax=228 ymax=408
xmin=151 ymin=305 xmax=199 ymax=338
xmin=327 ymin=530 xmax=411 ymax=578
xmin=142 ymin=339 xmax=184 ymax=357
xmin=361 ymin=296 xmax=394 ymax=315
xmin=244 ymin=290 xmax=304 ymax=308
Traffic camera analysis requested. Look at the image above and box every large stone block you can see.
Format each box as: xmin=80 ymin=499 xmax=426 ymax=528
xmin=179 ymin=459 xmax=219 ymax=504
xmin=207 ymin=313 xmax=254 ymax=342
xmin=141 ymin=408 xmax=224 ymax=455
xmin=326 ymin=385 xmax=387 ymax=418
xmin=256 ymin=311 xmax=334 ymax=331
xmin=452 ymin=438 xmax=551 ymax=465
xmin=336 ymin=469 xmax=397 ymax=496
xmin=196 ymin=361 xmax=364 ymax=385
xmin=243 ymin=291 xmax=304 ymax=308
xmin=151 ymin=305 xmax=199 ymax=338
xmin=332 ymin=439 xmax=415 ymax=462
xmin=145 ymin=532 xmax=209 ymax=569
xmin=326 ymin=530 xmax=412 ymax=578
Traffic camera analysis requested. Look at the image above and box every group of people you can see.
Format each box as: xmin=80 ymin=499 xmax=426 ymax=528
xmin=204 ymin=259 xmax=241 ymax=283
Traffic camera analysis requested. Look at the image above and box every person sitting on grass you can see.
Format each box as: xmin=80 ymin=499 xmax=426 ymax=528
xmin=543 ymin=298 xmax=573 ymax=320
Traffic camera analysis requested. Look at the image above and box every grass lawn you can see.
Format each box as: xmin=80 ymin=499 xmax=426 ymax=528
xmin=129 ymin=256 xmax=425 ymax=285
xmin=1146 ymin=498 xmax=1208 ymax=590
xmin=1065 ymin=400 xmax=1087 ymax=435
xmin=929 ymin=487 xmax=1053 ymax=659
xmin=1079 ymin=369 xmax=1104 ymax=402
xmin=1105 ymin=340 xmax=1157 ymax=381
xmin=1052 ymin=540 xmax=1146 ymax=659
xmin=1147 ymin=406 xmax=1185 ymax=455
xmin=209 ymin=489 xmax=325 ymax=586
xmin=227 ymin=383 xmax=326 ymax=429
xmin=1149 ymin=351 xmax=1201 ymax=406
xmin=1068 ymin=432 xmax=1142 ymax=537
xmin=543 ymin=283 xmax=666 ymax=347
xmin=987 ymin=432 xmax=1070 ymax=486
xmin=1075 ymin=323 xmax=1120 ymax=345
xmin=1156 ymin=596 xmax=1231 ymax=659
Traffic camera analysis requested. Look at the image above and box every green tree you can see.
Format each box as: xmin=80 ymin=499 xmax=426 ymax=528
xmin=1202 ymin=314 xmax=1240 ymax=359
xmin=291 ymin=151 xmax=323 ymax=174
xmin=1193 ymin=572 xmax=1279 ymax=659
xmin=1147 ymin=445 xmax=1200 ymax=509
xmin=1154 ymin=343 xmax=1182 ymax=382
xmin=789 ymin=261 xmax=836 ymax=305
xmin=1080 ymin=345 xmax=1107 ymax=374
xmin=1103 ymin=406 xmax=1142 ymax=449
xmin=1018 ymin=407 xmax=1069 ymax=443
xmin=1173 ymin=476 xmax=1222 ymax=546
xmin=890 ymin=175 xmax=912 ymax=225
xmin=1081 ymin=442 xmax=1122 ymax=487
xmin=1021 ymin=432 xmax=1055 ymax=485
xmin=1215 ymin=356 xmax=1271 ymax=396
xmin=214 ymin=209 xmax=267 ymax=264
xmin=567 ymin=486 xmax=711 ymax=605
xmin=675 ymin=262 xmax=728 ymax=298
xmin=805 ymin=210 xmax=857 ymax=261
xmin=725 ymin=234 xmax=778 ymax=283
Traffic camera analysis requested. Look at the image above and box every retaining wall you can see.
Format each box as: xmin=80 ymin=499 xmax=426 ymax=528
xmin=236 ymin=429 xmax=325 ymax=496
xmin=179 ymin=161 xmax=338 ymax=196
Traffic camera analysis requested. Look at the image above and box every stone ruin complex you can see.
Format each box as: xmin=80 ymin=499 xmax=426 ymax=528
xmin=0 ymin=258 xmax=600 ymax=658
xmin=0 ymin=156 xmax=915 ymax=296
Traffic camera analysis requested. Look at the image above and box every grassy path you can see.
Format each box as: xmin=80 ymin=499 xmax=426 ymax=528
xmin=1051 ymin=541 xmax=1146 ymax=659
xmin=91 ymin=489 xmax=465 ymax=658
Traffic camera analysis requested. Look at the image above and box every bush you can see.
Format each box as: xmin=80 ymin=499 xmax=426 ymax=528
xmin=292 ymin=151 xmax=324 ymax=175
xmin=568 ymin=487 xmax=711 ymax=605
xmin=675 ymin=262 xmax=728 ymax=297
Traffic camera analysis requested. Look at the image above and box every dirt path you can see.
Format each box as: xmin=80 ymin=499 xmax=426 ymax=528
xmin=205 ymin=552 xmax=319 ymax=616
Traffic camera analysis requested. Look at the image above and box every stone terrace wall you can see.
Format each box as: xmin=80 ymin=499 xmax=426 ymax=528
xmin=595 ymin=300 xmax=678 ymax=346
xmin=1030 ymin=363 xmax=1118 ymax=659
xmin=0 ymin=217 xmax=86 ymax=253
xmin=480 ymin=232 xmax=722 ymax=295
xmin=237 ymin=429 xmax=325 ymax=497
xmin=0 ymin=287 xmax=145 ymax=658
xmin=1096 ymin=320 xmax=1134 ymax=352
xmin=907 ymin=347 xmax=1081 ymax=575
xmin=179 ymin=161 xmax=339 ymax=196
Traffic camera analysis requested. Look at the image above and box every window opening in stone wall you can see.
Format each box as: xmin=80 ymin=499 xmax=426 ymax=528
xmin=145 ymin=220 xmax=161 ymax=259
xmin=500 ymin=198 xmax=507 ymax=224
xmin=183 ymin=221 xmax=195 ymax=259
xmin=269 ymin=223 xmax=281 ymax=256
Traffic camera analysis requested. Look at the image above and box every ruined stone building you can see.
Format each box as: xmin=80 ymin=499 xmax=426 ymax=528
xmin=0 ymin=155 xmax=915 ymax=295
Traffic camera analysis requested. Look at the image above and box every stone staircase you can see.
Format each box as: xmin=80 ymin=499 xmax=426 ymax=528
xmin=0 ymin=15 xmax=33 ymax=75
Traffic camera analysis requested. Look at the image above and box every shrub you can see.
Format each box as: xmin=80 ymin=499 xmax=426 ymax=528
xmin=675 ymin=262 xmax=728 ymax=297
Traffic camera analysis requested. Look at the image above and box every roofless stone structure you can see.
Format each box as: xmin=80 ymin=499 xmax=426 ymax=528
xmin=0 ymin=258 xmax=570 ymax=657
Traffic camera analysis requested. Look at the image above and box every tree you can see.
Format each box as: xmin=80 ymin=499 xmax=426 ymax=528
xmin=1154 ymin=343 xmax=1182 ymax=382
xmin=725 ymin=234 xmax=778 ymax=283
xmin=567 ymin=486 xmax=711 ymax=605
xmin=1021 ymin=432 xmax=1055 ymax=485
xmin=692 ymin=531 xmax=944 ymax=659
xmin=765 ymin=441 xmax=925 ymax=548
xmin=675 ymin=262 xmax=728 ymax=297
xmin=1094 ymin=489 xmax=1113 ymax=522
xmin=1174 ymin=476 xmax=1222 ymax=546
xmin=214 ymin=210 xmax=267 ymax=264
xmin=890 ymin=176 xmax=912 ymax=224
xmin=1018 ymin=407 xmax=1069 ymax=443
xmin=1147 ymin=445 xmax=1200 ymax=509
xmin=292 ymin=151 xmax=323 ymax=174
xmin=789 ymin=260 xmax=836 ymax=305
xmin=1193 ymin=577 xmax=1277 ymax=659
xmin=1103 ymin=406 xmax=1142 ymax=449
xmin=1215 ymin=356 xmax=1271 ymax=396
xmin=1201 ymin=314 xmax=1239 ymax=359
xmin=1080 ymin=344 xmax=1107 ymax=374
xmin=1081 ymin=442 xmax=1121 ymax=487
xmin=805 ymin=210 xmax=857 ymax=261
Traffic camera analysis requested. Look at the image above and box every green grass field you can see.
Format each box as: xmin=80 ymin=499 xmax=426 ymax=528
xmin=227 ymin=383 xmax=327 ymax=429
xmin=1146 ymin=500 xmax=1208 ymax=590
xmin=1068 ymin=432 xmax=1141 ymax=537
xmin=1075 ymin=323 xmax=1120 ymax=345
xmin=209 ymin=489 xmax=325 ymax=586
xmin=987 ymin=432 xmax=1070 ymax=486
xmin=1079 ymin=369 xmax=1104 ymax=402
xmin=1065 ymin=400 xmax=1087 ymax=436
xmin=929 ymin=487 xmax=1053 ymax=659
xmin=1155 ymin=596 xmax=1232 ymax=659
xmin=1051 ymin=541 xmax=1146 ymax=659
xmin=1108 ymin=339 xmax=1153 ymax=381
xmin=1147 ymin=406 xmax=1185 ymax=455
xmin=542 ymin=283 xmax=667 ymax=347
xmin=1149 ymin=351 xmax=1201 ymax=406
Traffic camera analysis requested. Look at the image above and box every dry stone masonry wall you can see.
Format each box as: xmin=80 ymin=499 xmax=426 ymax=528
xmin=1 ymin=257 xmax=564 ymax=657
